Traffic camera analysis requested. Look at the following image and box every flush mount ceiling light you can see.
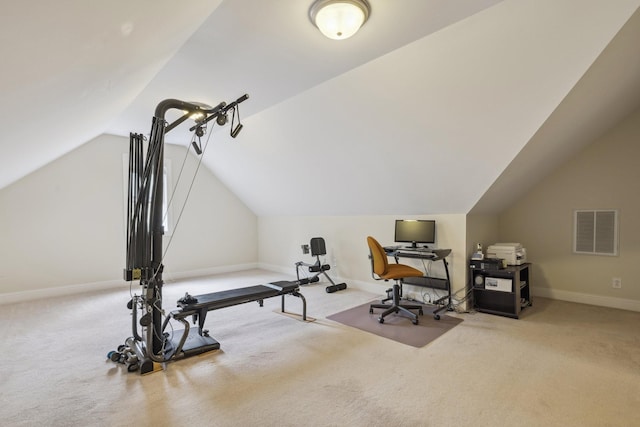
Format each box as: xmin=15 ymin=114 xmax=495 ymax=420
xmin=309 ymin=0 xmax=370 ymax=40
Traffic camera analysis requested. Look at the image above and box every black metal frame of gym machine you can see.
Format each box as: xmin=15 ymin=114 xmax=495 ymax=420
xmin=117 ymin=95 xmax=248 ymax=374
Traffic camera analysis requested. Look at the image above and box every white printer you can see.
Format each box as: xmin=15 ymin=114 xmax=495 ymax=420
xmin=486 ymin=243 xmax=527 ymax=266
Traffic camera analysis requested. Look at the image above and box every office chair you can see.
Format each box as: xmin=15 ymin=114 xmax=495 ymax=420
xmin=295 ymin=237 xmax=347 ymax=292
xmin=367 ymin=236 xmax=424 ymax=325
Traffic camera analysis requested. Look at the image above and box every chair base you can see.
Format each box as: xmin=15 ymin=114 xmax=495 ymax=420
xmin=370 ymin=283 xmax=423 ymax=325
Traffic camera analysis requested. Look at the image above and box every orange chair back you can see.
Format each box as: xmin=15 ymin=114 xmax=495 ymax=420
xmin=367 ymin=236 xmax=388 ymax=277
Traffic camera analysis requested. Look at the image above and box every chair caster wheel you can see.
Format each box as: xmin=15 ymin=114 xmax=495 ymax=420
xmin=378 ymin=317 xmax=384 ymax=324
xmin=369 ymin=308 xmax=373 ymax=314
xmin=412 ymin=319 xmax=418 ymax=325
xmin=434 ymin=314 xmax=440 ymax=320
xmin=419 ymin=309 xmax=424 ymax=315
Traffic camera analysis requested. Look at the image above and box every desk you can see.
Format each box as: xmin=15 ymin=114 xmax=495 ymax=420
xmin=384 ymin=247 xmax=453 ymax=320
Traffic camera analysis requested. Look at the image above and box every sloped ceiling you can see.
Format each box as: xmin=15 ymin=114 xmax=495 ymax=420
xmin=471 ymin=6 xmax=640 ymax=214
xmin=2 ymin=0 xmax=640 ymax=217
xmin=0 ymin=0 xmax=223 ymax=189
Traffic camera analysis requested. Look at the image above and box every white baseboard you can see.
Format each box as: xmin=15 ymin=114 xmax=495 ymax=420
xmin=532 ymin=287 xmax=640 ymax=312
xmin=259 ymin=263 xmax=374 ymax=291
xmin=9 ymin=264 xmax=636 ymax=313
xmin=162 ymin=263 xmax=259 ymax=282
xmin=0 ymin=279 xmax=128 ymax=305
xmin=263 ymin=263 xmax=640 ymax=312
xmin=257 ymin=262 xmax=293 ymax=276
xmin=0 ymin=263 xmax=259 ymax=305
xmin=347 ymin=279 xmax=383 ymax=295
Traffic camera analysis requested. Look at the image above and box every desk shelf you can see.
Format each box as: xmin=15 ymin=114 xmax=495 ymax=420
xmin=389 ymin=249 xmax=453 ymax=319
xmin=471 ymin=263 xmax=531 ymax=319
xmin=402 ymin=276 xmax=449 ymax=291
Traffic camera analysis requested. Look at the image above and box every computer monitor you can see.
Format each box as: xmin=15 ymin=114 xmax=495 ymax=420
xmin=394 ymin=219 xmax=436 ymax=248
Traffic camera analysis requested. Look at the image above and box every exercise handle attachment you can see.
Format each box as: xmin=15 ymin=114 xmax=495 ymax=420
xmin=188 ymin=94 xmax=249 ymax=132
xmin=226 ymin=93 xmax=249 ymax=110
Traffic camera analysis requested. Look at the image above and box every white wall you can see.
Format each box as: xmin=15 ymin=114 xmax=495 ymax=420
xmin=258 ymin=214 xmax=467 ymax=302
xmin=498 ymin=107 xmax=640 ymax=311
xmin=466 ymin=214 xmax=499 ymax=258
xmin=0 ymin=134 xmax=257 ymax=299
xmin=0 ymin=130 xmax=467 ymax=307
xmin=160 ymin=141 xmax=258 ymax=279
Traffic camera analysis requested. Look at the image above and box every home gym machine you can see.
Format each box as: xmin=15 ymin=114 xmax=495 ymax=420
xmin=295 ymin=237 xmax=347 ymax=293
xmin=108 ymin=94 xmax=307 ymax=374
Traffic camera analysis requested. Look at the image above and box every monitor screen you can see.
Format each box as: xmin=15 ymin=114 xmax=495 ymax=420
xmin=394 ymin=219 xmax=436 ymax=247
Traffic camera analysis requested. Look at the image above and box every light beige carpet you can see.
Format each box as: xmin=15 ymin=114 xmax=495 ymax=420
xmin=1 ymin=269 xmax=639 ymax=426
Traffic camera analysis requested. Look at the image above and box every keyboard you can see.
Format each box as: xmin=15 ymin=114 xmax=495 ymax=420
xmin=400 ymin=247 xmax=433 ymax=253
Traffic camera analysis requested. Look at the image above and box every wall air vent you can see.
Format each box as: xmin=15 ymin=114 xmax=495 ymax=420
xmin=573 ymin=209 xmax=618 ymax=256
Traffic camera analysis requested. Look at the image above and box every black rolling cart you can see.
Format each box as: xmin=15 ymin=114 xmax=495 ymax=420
xmin=471 ymin=262 xmax=531 ymax=319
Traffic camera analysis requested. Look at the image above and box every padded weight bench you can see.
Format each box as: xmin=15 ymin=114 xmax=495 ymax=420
xmin=164 ymin=281 xmax=306 ymax=359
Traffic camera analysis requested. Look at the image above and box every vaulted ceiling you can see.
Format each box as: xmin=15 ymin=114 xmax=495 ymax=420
xmin=2 ymin=0 xmax=639 ymax=216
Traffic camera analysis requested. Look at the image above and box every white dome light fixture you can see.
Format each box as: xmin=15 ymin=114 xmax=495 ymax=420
xmin=309 ymin=0 xmax=371 ymax=40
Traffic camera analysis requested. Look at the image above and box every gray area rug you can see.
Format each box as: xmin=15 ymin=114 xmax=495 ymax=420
xmin=327 ymin=300 xmax=463 ymax=348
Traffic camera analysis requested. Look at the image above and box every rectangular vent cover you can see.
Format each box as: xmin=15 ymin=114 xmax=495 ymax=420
xmin=573 ymin=209 xmax=618 ymax=256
